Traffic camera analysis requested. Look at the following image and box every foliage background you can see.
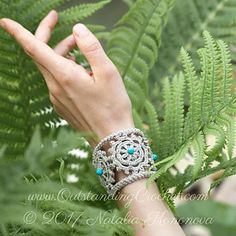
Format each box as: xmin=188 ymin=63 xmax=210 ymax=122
xmin=0 ymin=0 xmax=236 ymax=235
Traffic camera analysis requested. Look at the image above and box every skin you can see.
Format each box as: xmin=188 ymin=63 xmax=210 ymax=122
xmin=0 ymin=11 xmax=185 ymax=236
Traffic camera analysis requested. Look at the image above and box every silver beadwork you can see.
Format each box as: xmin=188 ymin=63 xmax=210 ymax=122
xmin=93 ymin=128 xmax=156 ymax=196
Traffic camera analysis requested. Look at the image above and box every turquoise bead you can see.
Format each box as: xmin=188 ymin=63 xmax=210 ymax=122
xmin=152 ymin=153 xmax=158 ymax=161
xmin=96 ymin=168 xmax=103 ymax=176
xmin=127 ymin=146 xmax=135 ymax=154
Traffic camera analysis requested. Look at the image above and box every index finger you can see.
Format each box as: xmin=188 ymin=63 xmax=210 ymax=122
xmin=0 ymin=18 xmax=66 ymax=69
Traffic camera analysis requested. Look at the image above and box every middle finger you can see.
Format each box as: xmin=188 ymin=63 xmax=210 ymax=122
xmin=35 ymin=10 xmax=58 ymax=43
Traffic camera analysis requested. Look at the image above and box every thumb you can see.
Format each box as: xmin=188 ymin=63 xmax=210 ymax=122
xmin=72 ymin=23 xmax=114 ymax=76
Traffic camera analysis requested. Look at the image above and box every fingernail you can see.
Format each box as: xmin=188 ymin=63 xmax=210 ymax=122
xmin=73 ymin=24 xmax=89 ymax=37
xmin=49 ymin=10 xmax=57 ymax=16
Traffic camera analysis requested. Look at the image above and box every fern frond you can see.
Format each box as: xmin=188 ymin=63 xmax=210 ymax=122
xmin=149 ymin=33 xmax=236 ymax=194
xmin=19 ymin=0 xmax=66 ymax=28
xmin=132 ymin=109 xmax=144 ymax=131
xmin=58 ymin=0 xmax=111 ymax=25
xmin=180 ymin=47 xmax=201 ymax=137
xmin=216 ymin=39 xmax=233 ymax=105
xmin=159 ymin=74 xmax=185 ymax=158
xmin=125 ymin=79 xmax=146 ymax=109
xmin=108 ymin=0 xmax=174 ymax=97
xmin=217 ymin=113 xmax=236 ymax=158
xmin=191 ymin=132 xmax=205 ymax=178
xmin=148 ymin=142 xmax=189 ymax=183
xmin=144 ymin=100 xmax=160 ymax=152
xmin=182 ymin=31 xmax=233 ymax=132
xmin=151 ymin=0 xmax=236 ymax=80
xmin=204 ymin=124 xmax=226 ymax=157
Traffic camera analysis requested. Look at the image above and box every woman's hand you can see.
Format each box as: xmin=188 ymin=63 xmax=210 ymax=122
xmin=0 ymin=10 xmax=134 ymax=144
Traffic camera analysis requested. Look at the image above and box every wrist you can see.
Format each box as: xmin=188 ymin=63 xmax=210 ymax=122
xmin=96 ymin=119 xmax=135 ymax=141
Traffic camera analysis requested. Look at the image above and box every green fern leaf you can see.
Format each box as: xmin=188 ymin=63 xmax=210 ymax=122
xmin=132 ymin=108 xmax=144 ymax=131
xmin=160 ymin=73 xmax=185 ymax=157
xmin=149 ymin=32 xmax=236 ymax=193
xmin=125 ymin=78 xmax=146 ymax=109
xmin=58 ymin=1 xmax=111 ymax=26
xmin=217 ymin=113 xmax=236 ymax=158
xmin=19 ymin=0 xmax=67 ymax=28
xmin=191 ymin=132 xmax=205 ymax=178
xmin=108 ymin=0 xmax=174 ymax=97
xmin=180 ymin=47 xmax=201 ymax=138
xmin=144 ymin=100 xmax=160 ymax=153
xmin=204 ymin=123 xmax=226 ymax=157
xmin=148 ymin=142 xmax=189 ymax=184
xmin=151 ymin=0 xmax=236 ymax=79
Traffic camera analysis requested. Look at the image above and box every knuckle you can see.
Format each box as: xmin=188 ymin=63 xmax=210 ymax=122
xmin=47 ymin=22 xmax=55 ymax=32
xmin=7 ymin=23 xmax=20 ymax=37
xmin=60 ymin=67 xmax=79 ymax=88
xmin=50 ymin=86 xmax=61 ymax=97
xmin=103 ymin=64 xmax=118 ymax=78
xmin=84 ymin=41 xmax=101 ymax=54
xmin=23 ymin=42 xmax=36 ymax=56
xmin=60 ymin=76 xmax=73 ymax=87
xmin=11 ymin=26 xmax=19 ymax=37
